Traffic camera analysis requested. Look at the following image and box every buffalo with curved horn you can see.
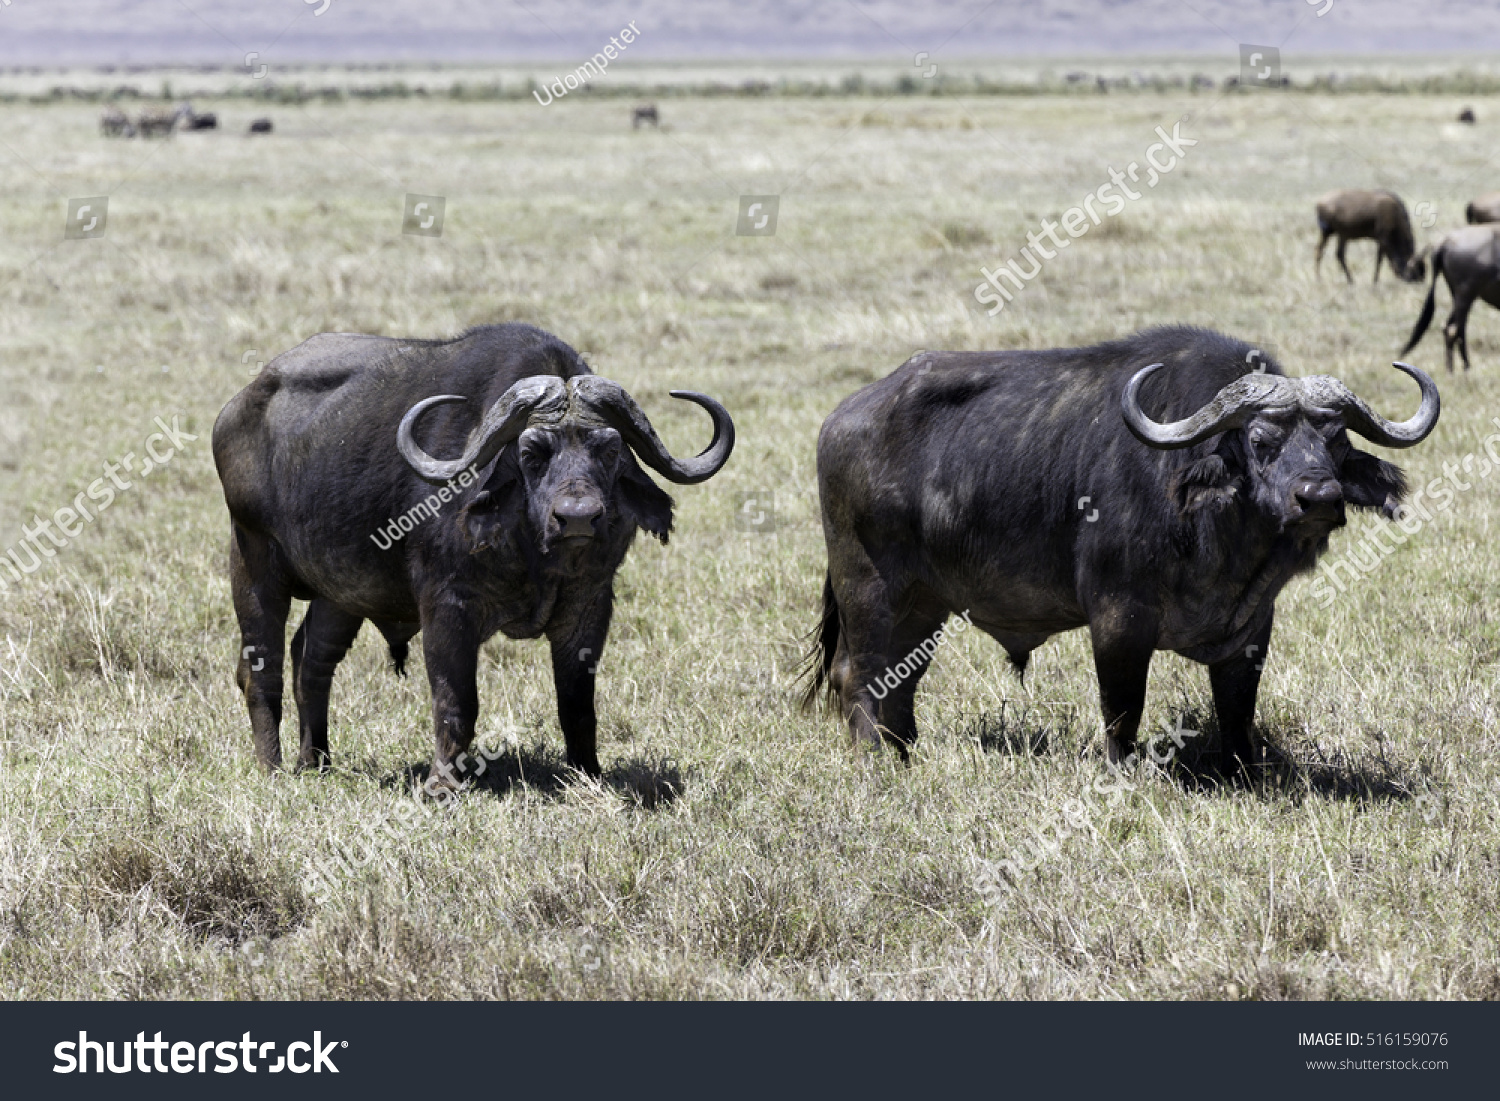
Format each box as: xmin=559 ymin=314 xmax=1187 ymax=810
xmin=213 ymin=324 xmax=734 ymax=781
xmin=805 ymin=326 xmax=1438 ymax=773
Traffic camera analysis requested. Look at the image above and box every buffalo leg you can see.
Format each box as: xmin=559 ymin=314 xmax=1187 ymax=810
xmin=1373 ymin=248 xmax=1383 ymax=283
xmin=1445 ymin=292 xmax=1475 ymax=372
xmin=548 ymin=591 xmax=613 ymax=778
xmin=1335 ymin=238 xmax=1353 ymax=283
xmin=229 ymin=525 xmax=292 ymax=771
xmin=873 ymin=603 xmax=949 ymax=760
xmin=1208 ymin=617 xmax=1272 ymax=776
xmin=418 ymin=598 xmax=482 ymax=790
xmin=1313 ymin=231 xmax=1330 ymax=278
xmin=290 ymin=599 xmax=364 ymax=771
xmin=828 ymin=548 xmax=901 ymax=751
xmin=1088 ymin=611 xmax=1158 ymax=764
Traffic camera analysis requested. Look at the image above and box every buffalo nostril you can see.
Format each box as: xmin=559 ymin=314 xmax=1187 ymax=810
xmin=554 ymin=496 xmax=604 ymax=537
xmin=1294 ymin=479 xmax=1343 ymax=508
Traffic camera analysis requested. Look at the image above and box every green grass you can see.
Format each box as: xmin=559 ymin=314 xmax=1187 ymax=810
xmin=3 ymin=75 xmax=1500 ymax=999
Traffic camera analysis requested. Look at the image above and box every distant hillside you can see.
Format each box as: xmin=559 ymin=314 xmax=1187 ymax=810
xmin=2 ymin=0 xmax=1499 ymax=66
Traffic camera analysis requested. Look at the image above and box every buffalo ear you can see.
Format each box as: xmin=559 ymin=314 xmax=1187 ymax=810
xmin=1340 ymin=447 xmax=1408 ymax=517
xmin=458 ymin=461 xmax=523 ymax=550
xmin=1170 ymin=452 xmax=1238 ymax=516
xmin=618 ymin=452 xmax=674 ymax=543
xmin=458 ymin=489 xmax=500 ymax=549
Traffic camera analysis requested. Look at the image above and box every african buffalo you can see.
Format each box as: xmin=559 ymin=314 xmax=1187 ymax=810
xmin=1466 ymin=193 xmax=1500 ymax=224
xmin=213 ymin=324 xmax=734 ymax=782
xmin=1403 ymin=224 xmax=1500 ymax=371
xmin=1315 ymin=189 xmax=1427 ymax=284
xmin=805 ymin=327 xmax=1438 ymax=772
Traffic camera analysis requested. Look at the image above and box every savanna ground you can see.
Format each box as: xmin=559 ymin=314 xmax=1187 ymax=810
xmin=2 ymin=66 xmax=1500 ymax=1000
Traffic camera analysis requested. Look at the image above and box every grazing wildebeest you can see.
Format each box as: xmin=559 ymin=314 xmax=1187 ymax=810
xmin=213 ymin=324 xmax=734 ymax=781
xmin=100 ymin=106 xmax=134 ymax=138
xmin=136 ymin=104 xmax=192 ymax=138
xmin=1402 ymin=224 xmax=1500 ymax=371
xmin=632 ymin=104 xmax=659 ymax=129
xmin=248 ymin=117 xmax=273 ymax=134
xmin=805 ymin=327 xmax=1438 ymax=772
xmin=1314 ymin=189 xmax=1427 ymax=284
xmin=1466 ymin=193 xmax=1500 ymax=224
xmin=182 ymin=111 xmax=217 ymax=130
xmin=1460 ymin=107 xmax=1477 ymax=124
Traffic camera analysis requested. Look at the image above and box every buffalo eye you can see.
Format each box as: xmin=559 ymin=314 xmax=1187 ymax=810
xmin=1319 ymin=422 xmax=1350 ymax=460
xmin=519 ymin=444 xmax=550 ymax=476
xmin=597 ymin=435 xmax=622 ymax=468
xmin=1248 ymin=426 xmax=1282 ymax=461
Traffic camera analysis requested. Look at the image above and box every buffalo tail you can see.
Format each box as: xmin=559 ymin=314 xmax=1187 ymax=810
xmin=798 ymin=572 xmax=841 ymax=711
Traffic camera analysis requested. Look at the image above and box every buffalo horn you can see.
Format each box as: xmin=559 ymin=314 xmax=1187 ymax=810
xmin=1314 ymin=362 xmax=1441 ymax=449
xmin=1121 ymin=363 xmax=1290 ymax=449
xmin=572 ymin=375 xmax=735 ymax=484
xmin=397 ymin=375 xmax=566 ymax=484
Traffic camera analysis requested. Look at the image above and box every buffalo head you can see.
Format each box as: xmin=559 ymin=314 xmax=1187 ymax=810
xmin=1122 ymin=361 xmax=1440 ymax=540
xmin=397 ymin=375 xmax=734 ymax=556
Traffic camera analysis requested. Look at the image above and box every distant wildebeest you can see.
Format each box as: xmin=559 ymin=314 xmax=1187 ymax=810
xmin=1403 ymin=225 xmax=1500 ymax=371
xmin=632 ymin=104 xmax=659 ymax=129
xmin=136 ymin=104 xmax=192 ymax=138
xmin=805 ymin=327 xmax=1438 ymax=773
xmin=248 ymin=117 xmax=273 ymax=134
xmin=1460 ymin=107 xmax=1477 ymax=123
xmin=182 ymin=111 xmax=217 ymax=130
xmin=1466 ymin=193 xmax=1500 ymax=224
xmin=1314 ymin=189 xmax=1427 ymax=284
xmin=100 ymin=106 xmax=134 ymax=138
xmin=213 ymin=324 xmax=734 ymax=781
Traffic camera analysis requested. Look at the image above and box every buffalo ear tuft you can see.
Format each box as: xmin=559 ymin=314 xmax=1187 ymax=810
xmin=458 ymin=483 xmax=517 ymax=551
xmin=618 ymin=454 xmax=674 ymax=543
xmin=1171 ymin=453 xmax=1237 ymax=515
xmin=1340 ymin=448 xmax=1408 ymax=513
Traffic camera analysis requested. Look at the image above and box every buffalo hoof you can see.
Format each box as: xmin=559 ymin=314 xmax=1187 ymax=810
xmin=567 ymin=755 xmax=603 ymax=780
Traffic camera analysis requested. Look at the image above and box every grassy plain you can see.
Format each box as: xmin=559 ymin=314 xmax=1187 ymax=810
xmin=2 ymin=74 xmax=1500 ymax=998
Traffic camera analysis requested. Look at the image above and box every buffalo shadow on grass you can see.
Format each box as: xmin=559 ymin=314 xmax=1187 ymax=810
xmin=962 ymin=702 xmax=1425 ymax=807
xmin=1143 ymin=707 xmax=1425 ymax=805
xmin=387 ymin=741 xmax=686 ymax=809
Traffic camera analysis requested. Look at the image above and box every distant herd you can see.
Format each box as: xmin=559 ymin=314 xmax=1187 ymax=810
xmin=1313 ymin=186 xmax=1500 ymax=372
xmin=100 ymin=103 xmax=272 ymax=137
xmin=77 ymin=91 xmax=1478 ymax=790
